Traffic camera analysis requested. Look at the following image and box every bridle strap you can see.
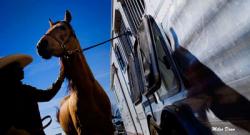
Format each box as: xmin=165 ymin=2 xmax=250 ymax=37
xmin=44 ymin=33 xmax=67 ymax=51
xmin=44 ymin=30 xmax=82 ymax=57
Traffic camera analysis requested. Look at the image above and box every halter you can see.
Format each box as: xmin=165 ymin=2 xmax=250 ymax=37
xmin=44 ymin=24 xmax=82 ymax=58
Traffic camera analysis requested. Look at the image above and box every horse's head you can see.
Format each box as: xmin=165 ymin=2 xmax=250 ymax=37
xmin=37 ymin=10 xmax=80 ymax=59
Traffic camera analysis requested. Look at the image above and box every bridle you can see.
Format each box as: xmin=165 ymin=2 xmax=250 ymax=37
xmin=44 ymin=23 xmax=82 ymax=58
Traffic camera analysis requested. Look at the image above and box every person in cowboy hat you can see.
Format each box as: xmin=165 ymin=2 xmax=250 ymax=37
xmin=0 ymin=54 xmax=65 ymax=135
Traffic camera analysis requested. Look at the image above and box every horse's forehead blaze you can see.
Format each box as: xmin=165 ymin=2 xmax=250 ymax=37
xmin=46 ymin=22 xmax=66 ymax=34
xmin=46 ymin=26 xmax=55 ymax=34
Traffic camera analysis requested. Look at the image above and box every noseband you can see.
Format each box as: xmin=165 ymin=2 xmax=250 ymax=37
xmin=44 ymin=24 xmax=82 ymax=58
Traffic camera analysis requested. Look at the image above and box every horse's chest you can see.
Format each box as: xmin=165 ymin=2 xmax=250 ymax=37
xmin=69 ymin=93 xmax=97 ymax=113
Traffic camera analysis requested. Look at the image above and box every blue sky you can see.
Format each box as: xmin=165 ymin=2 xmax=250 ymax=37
xmin=0 ymin=0 xmax=115 ymax=134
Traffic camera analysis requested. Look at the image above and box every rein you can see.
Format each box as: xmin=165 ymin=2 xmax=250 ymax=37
xmin=41 ymin=115 xmax=52 ymax=130
xmin=25 ymin=115 xmax=52 ymax=134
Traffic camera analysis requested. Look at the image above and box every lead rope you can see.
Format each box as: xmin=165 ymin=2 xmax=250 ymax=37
xmin=63 ymin=30 xmax=132 ymax=58
xmin=28 ymin=115 xmax=52 ymax=134
xmin=41 ymin=115 xmax=52 ymax=130
xmin=82 ymin=30 xmax=132 ymax=52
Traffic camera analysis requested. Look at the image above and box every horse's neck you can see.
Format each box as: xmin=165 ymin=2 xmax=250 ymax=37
xmin=62 ymin=50 xmax=95 ymax=94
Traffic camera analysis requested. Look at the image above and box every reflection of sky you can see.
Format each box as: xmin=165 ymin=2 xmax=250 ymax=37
xmin=0 ymin=0 xmax=116 ymax=134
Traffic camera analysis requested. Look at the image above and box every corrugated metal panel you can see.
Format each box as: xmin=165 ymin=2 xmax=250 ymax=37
xmin=162 ymin=0 xmax=250 ymax=98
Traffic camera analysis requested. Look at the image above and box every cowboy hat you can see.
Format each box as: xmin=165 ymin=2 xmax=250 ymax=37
xmin=0 ymin=54 xmax=33 ymax=69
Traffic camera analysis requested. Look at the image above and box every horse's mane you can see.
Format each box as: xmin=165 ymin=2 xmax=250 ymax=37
xmin=60 ymin=59 xmax=75 ymax=93
xmin=56 ymin=60 xmax=72 ymax=123
xmin=60 ymin=50 xmax=95 ymax=93
xmin=66 ymin=77 xmax=74 ymax=92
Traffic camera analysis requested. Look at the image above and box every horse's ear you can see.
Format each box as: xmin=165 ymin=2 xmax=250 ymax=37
xmin=64 ymin=10 xmax=72 ymax=23
xmin=49 ymin=18 xmax=54 ymax=27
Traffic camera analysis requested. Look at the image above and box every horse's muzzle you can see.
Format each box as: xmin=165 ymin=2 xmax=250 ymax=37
xmin=37 ymin=39 xmax=52 ymax=59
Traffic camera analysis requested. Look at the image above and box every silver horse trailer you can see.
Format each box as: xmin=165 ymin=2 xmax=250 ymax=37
xmin=110 ymin=0 xmax=250 ymax=135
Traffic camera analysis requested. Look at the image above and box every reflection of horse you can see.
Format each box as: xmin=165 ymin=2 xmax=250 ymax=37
xmin=36 ymin=11 xmax=114 ymax=135
xmin=170 ymin=28 xmax=250 ymax=132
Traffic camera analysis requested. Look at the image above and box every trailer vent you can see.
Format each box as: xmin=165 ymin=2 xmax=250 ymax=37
xmin=120 ymin=0 xmax=145 ymax=33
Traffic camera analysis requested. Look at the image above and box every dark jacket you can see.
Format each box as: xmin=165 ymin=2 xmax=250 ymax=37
xmin=1 ymin=79 xmax=63 ymax=135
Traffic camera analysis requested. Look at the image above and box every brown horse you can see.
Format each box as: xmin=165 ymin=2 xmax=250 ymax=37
xmin=36 ymin=10 xmax=114 ymax=135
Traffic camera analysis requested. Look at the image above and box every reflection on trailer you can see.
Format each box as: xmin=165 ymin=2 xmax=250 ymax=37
xmin=111 ymin=0 xmax=250 ymax=135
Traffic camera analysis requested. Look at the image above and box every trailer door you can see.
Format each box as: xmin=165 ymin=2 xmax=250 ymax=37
xmin=137 ymin=16 xmax=161 ymax=96
xmin=137 ymin=15 xmax=180 ymax=98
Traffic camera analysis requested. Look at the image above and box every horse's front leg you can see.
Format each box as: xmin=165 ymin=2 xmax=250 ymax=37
xmin=74 ymin=116 xmax=84 ymax=135
xmin=68 ymin=96 xmax=84 ymax=135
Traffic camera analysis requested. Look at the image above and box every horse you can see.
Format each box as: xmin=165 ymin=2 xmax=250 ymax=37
xmin=36 ymin=10 xmax=114 ymax=135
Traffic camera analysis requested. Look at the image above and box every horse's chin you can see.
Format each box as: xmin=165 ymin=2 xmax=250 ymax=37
xmin=38 ymin=52 xmax=52 ymax=59
xmin=37 ymin=47 xmax=53 ymax=59
xmin=41 ymin=54 xmax=52 ymax=59
xmin=38 ymin=52 xmax=63 ymax=59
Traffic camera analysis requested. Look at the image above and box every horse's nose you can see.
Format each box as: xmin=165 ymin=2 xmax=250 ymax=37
xmin=39 ymin=39 xmax=48 ymax=48
xmin=37 ymin=39 xmax=48 ymax=51
xmin=37 ymin=39 xmax=51 ymax=59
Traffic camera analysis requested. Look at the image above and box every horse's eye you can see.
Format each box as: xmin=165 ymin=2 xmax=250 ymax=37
xmin=58 ymin=26 xmax=66 ymax=31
